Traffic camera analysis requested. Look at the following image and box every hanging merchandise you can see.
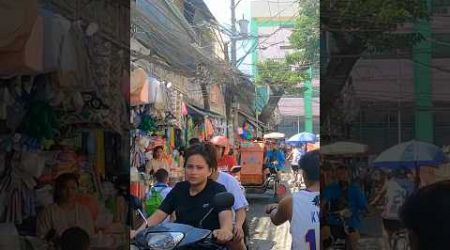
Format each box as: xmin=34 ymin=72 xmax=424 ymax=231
xmin=0 ymin=151 xmax=38 ymax=225
xmin=58 ymin=21 xmax=94 ymax=90
xmin=95 ymin=129 xmax=106 ymax=179
xmin=21 ymin=100 xmax=58 ymax=142
xmin=40 ymin=8 xmax=71 ymax=71
xmin=0 ymin=1 xmax=42 ymax=75
xmin=19 ymin=151 xmax=46 ymax=178
xmin=0 ymin=86 xmax=13 ymax=120
xmin=169 ymin=127 xmax=175 ymax=149
xmin=51 ymin=150 xmax=82 ymax=178
xmin=181 ymin=102 xmax=188 ymax=116
xmin=0 ymin=0 xmax=38 ymax=52
xmin=131 ymin=67 xmax=149 ymax=106
xmin=130 ymin=136 xmax=145 ymax=170
xmin=205 ymin=118 xmax=215 ymax=139
xmin=175 ymin=129 xmax=183 ymax=148
xmin=187 ymin=118 xmax=194 ymax=141
xmin=148 ymin=76 xmax=159 ymax=104
xmin=138 ymin=115 xmax=157 ymax=134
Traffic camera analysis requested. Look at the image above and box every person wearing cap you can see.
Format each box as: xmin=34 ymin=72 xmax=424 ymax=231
xmin=265 ymin=150 xmax=320 ymax=250
xmin=210 ymin=136 xmax=237 ymax=172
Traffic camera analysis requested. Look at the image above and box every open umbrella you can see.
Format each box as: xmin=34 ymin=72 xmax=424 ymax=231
xmin=372 ymin=140 xmax=448 ymax=169
xmin=286 ymin=132 xmax=316 ymax=145
xmin=321 ymin=141 xmax=368 ymax=156
xmin=263 ymin=132 xmax=285 ymax=139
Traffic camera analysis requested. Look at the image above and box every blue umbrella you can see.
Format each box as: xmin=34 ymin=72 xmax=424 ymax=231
xmin=372 ymin=140 xmax=448 ymax=169
xmin=286 ymin=132 xmax=316 ymax=146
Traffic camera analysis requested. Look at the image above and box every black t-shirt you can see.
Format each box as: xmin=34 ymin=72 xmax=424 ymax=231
xmin=159 ymin=179 xmax=229 ymax=231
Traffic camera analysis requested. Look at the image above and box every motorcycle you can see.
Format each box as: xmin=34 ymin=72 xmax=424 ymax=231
xmin=131 ymin=192 xmax=234 ymax=250
xmin=324 ymin=209 xmax=353 ymax=250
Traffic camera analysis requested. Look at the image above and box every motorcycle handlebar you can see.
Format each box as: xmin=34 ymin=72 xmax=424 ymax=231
xmin=200 ymin=233 xmax=228 ymax=249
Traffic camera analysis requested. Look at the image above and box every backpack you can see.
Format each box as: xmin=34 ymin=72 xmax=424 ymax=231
xmin=145 ymin=185 xmax=167 ymax=216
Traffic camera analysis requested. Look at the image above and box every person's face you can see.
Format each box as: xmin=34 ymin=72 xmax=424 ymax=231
xmin=419 ymin=166 xmax=436 ymax=187
xmin=214 ymin=145 xmax=224 ymax=160
xmin=337 ymin=168 xmax=349 ymax=182
xmin=154 ymin=148 xmax=163 ymax=159
xmin=185 ymin=154 xmax=212 ymax=186
xmin=61 ymin=180 xmax=78 ymax=203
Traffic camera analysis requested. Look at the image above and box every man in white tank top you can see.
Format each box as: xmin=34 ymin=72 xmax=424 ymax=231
xmin=265 ymin=150 xmax=320 ymax=250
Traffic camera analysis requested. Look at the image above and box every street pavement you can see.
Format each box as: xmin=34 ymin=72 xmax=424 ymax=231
xmin=358 ymin=209 xmax=386 ymax=250
xmin=244 ymin=169 xmax=390 ymax=250
xmin=245 ymin=171 xmax=298 ymax=250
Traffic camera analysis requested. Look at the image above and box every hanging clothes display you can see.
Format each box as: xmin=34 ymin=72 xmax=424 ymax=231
xmin=0 ymin=0 xmax=38 ymax=52
xmin=130 ymin=67 xmax=149 ymax=106
xmin=0 ymin=14 xmax=43 ymax=75
xmin=95 ymin=129 xmax=106 ymax=179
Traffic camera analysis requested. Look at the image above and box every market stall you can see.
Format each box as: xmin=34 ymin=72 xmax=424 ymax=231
xmin=0 ymin=3 xmax=129 ymax=249
xmin=129 ymin=66 xmax=187 ymax=219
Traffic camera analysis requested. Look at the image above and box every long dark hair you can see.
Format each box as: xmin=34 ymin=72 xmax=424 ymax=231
xmin=53 ymin=173 xmax=79 ymax=204
xmin=184 ymin=143 xmax=218 ymax=171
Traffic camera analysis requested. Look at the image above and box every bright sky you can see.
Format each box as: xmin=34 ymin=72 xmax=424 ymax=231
xmin=204 ymin=0 xmax=253 ymax=75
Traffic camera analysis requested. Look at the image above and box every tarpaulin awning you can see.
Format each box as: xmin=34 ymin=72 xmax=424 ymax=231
xmin=186 ymin=103 xmax=224 ymax=119
xmin=238 ymin=110 xmax=268 ymax=130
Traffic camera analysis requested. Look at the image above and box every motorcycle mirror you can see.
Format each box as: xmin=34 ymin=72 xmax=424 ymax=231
xmin=231 ymin=166 xmax=241 ymax=173
xmin=213 ymin=192 xmax=234 ymax=209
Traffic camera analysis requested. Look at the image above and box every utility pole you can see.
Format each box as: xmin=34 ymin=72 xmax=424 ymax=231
xmin=230 ymin=0 xmax=237 ymax=66
xmin=304 ymin=66 xmax=313 ymax=133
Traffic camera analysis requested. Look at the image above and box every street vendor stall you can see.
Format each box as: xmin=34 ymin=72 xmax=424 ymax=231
xmin=0 ymin=3 xmax=129 ymax=249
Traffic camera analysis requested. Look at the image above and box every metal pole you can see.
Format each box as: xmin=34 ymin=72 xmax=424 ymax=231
xmin=230 ymin=0 xmax=237 ymax=66
xmin=256 ymin=112 xmax=259 ymax=137
xmin=397 ymin=49 xmax=402 ymax=144
xmin=298 ymin=116 xmax=300 ymax=133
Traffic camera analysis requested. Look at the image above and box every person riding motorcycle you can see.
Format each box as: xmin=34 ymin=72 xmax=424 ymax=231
xmin=210 ymin=136 xmax=248 ymax=250
xmin=264 ymin=142 xmax=285 ymax=180
xmin=323 ymin=165 xmax=367 ymax=249
xmin=130 ymin=143 xmax=233 ymax=245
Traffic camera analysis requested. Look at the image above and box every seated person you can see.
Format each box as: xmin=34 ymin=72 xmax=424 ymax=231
xmin=36 ymin=173 xmax=94 ymax=243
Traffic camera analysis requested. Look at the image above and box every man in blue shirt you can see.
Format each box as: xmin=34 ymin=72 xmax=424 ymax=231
xmin=323 ymin=165 xmax=367 ymax=249
xmin=265 ymin=142 xmax=286 ymax=172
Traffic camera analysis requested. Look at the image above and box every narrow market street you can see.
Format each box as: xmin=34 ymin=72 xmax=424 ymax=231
xmin=246 ymin=172 xmax=297 ymax=250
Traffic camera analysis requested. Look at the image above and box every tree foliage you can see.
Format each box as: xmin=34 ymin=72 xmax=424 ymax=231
xmin=255 ymin=59 xmax=303 ymax=87
xmin=255 ymin=0 xmax=319 ymax=123
xmin=255 ymin=0 xmax=319 ymax=93
xmin=287 ymin=0 xmax=319 ymax=68
xmin=321 ymin=0 xmax=429 ymax=133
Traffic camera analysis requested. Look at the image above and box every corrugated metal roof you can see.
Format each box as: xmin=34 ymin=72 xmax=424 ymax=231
xmin=278 ymin=97 xmax=320 ymax=116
